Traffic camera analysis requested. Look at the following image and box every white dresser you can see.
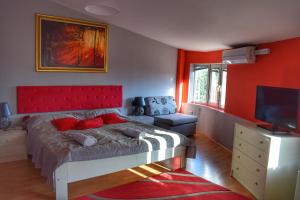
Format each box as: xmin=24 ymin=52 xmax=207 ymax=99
xmin=231 ymin=122 xmax=300 ymax=200
xmin=0 ymin=128 xmax=27 ymax=163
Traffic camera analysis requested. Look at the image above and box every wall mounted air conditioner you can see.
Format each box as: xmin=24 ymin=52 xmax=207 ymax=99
xmin=222 ymin=46 xmax=256 ymax=64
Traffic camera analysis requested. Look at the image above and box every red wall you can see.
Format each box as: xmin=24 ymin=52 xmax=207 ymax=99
xmin=177 ymin=37 xmax=300 ymax=123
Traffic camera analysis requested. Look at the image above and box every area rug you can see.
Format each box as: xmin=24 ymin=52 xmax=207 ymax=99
xmin=76 ymin=169 xmax=250 ymax=200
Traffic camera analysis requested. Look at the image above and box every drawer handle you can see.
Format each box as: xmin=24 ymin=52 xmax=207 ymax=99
xmin=237 ymin=155 xmax=241 ymax=159
xmin=256 ymin=169 xmax=260 ymax=172
xmin=236 ymin=167 xmax=239 ymax=171
xmin=239 ymin=143 xmax=242 ymax=147
xmin=258 ymin=154 xmax=262 ymax=158
xmin=254 ymin=182 xmax=259 ymax=186
xmin=240 ymin=131 xmax=243 ymax=134
xmin=260 ymin=141 xmax=264 ymax=144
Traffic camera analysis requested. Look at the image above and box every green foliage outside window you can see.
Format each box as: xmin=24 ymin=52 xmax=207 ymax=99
xmin=194 ymin=69 xmax=208 ymax=103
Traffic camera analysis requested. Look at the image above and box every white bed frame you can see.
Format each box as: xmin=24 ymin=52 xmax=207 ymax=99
xmin=55 ymin=146 xmax=187 ymax=200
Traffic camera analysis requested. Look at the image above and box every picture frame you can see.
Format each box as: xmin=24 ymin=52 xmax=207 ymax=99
xmin=35 ymin=14 xmax=108 ymax=73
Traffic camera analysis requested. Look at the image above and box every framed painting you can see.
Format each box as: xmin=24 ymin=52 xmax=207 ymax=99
xmin=35 ymin=14 xmax=108 ymax=73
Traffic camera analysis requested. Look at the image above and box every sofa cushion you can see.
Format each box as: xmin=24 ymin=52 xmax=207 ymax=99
xmin=154 ymin=113 xmax=198 ymax=126
xmin=144 ymin=96 xmax=177 ymax=116
xmin=154 ymin=121 xmax=196 ymax=136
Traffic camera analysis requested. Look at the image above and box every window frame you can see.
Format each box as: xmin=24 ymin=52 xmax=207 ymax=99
xmin=190 ymin=64 xmax=227 ymax=109
xmin=220 ymin=68 xmax=227 ymax=109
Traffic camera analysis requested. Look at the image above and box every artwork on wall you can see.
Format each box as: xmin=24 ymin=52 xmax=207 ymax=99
xmin=35 ymin=14 xmax=108 ymax=73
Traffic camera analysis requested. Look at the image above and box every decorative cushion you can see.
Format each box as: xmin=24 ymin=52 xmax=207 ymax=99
xmin=64 ymin=132 xmax=97 ymax=146
xmin=144 ymin=96 xmax=177 ymax=116
xmin=96 ymin=113 xmax=127 ymax=124
xmin=76 ymin=117 xmax=104 ymax=130
xmin=154 ymin=113 xmax=198 ymax=126
xmin=51 ymin=117 xmax=79 ymax=131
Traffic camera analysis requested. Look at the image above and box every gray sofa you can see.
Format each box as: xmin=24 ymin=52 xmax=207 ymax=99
xmin=144 ymin=96 xmax=198 ymax=136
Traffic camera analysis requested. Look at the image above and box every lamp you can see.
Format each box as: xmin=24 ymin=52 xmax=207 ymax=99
xmin=0 ymin=102 xmax=12 ymax=130
xmin=132 ymin=97 xmax=145 ymax=116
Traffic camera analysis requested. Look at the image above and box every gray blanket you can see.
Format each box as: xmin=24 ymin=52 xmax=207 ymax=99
xmin=25 ymin=112 xmax=195 ymax=187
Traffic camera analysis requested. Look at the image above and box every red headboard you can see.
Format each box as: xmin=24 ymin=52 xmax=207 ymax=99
xmin=17 ymin=85 xmax=122 ymax=114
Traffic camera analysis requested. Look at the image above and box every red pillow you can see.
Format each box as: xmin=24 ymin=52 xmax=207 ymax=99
xmin=51 ymin=117 xmax=79 ymax=131
xmin=76 ymin=117 xmax=104 ymax=130
xmin=96 ymin=113 xmax=127 ymax=124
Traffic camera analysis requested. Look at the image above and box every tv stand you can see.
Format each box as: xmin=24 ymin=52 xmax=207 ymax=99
xmin=257 ymin=124 xmax=291 ymax=135
xmin=232 ymin=123 xmax=300 ymax=200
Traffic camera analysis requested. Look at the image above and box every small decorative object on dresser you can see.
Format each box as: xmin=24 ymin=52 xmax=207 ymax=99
xmin=231 ymin=122 xmax=300 ymax=200
xmin=0 ymin=102 xmax=12 ymax=130
xmin=0 ymin=127 xmax=27 ymax=163
xmin=132 ymin=97 xmax=146 ymax=116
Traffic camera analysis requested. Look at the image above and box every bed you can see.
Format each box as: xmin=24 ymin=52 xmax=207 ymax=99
xmin=17 ymin=86 xmax=195 ymax=200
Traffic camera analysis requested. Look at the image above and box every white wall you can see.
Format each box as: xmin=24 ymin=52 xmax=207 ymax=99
xmin=182 ymin=103 xmax=247 ymax=150
xmin=0 ymin=0 xmax=177 ymax=114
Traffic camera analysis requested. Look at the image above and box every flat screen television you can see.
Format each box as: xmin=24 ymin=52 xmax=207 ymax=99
xmin=255 ymin=86 xmax=299 ymax=132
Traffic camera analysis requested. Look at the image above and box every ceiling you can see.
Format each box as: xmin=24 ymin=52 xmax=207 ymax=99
xmin=52 ymin=0 xmax=300 ymax=51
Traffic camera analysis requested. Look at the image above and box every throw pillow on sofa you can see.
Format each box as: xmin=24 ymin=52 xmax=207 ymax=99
xmin=144 ymin=96 xmax=177 ymax=116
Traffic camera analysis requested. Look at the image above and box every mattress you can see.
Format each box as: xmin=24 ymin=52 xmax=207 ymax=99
xmin=25 ymin=109 xmax=195 ymax=187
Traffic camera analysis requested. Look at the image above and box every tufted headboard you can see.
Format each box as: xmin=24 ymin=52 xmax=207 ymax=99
xmin=17 ymin=85 xmax=122 ymax=114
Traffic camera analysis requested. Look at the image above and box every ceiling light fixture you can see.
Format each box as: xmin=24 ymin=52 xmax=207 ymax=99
xmin=85 ymin=0 xmax=120 ymax=16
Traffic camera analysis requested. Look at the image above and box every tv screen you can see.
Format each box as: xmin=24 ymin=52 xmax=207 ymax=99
xmin=255 ymin=86 xmax=299 ymax=130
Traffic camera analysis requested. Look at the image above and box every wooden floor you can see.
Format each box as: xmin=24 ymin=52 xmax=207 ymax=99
xmin=0 ymin=134 xmax=255 ymax=200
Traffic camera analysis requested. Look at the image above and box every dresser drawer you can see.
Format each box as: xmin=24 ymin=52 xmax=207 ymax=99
xmin=235 ymin=124 xmax=270 ymax=152
xmin=0 ymin=130 xmax=27 ymax=163
xmin=232 ymin=160 xmax=265 ymax=200
xmin=232 ymin=148 xmax=267 ymax=181
xmin=0 ymin=144 xmax=27 ymax=157
xmin=0 ymin=132 xmax=25 ymax=146
xmin=0 ymin=153 xmax=27 ymax=163
xmin=234 ymin=137 xmax=269 ymax=167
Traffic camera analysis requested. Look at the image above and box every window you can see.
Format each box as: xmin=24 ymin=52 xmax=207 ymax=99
xmin=190 ymin=64 xmax=227 ymax=109
xmin=193 ymin=66 xmax=209 ymax=103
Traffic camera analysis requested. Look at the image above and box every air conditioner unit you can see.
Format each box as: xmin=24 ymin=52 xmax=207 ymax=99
xmin=222 ymin=46 xmax=256 ymax=64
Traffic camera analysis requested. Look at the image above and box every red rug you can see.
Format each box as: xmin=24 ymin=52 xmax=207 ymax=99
xmin=76 ymin=169 xmax=250 ymax=200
